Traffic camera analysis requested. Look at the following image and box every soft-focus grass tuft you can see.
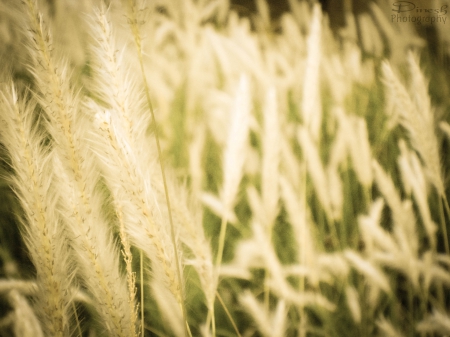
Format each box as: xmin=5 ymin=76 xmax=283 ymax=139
xmin=0 ymin=0 xmax=449 ymax=336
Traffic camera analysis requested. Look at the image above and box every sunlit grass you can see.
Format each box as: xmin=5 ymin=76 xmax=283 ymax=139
xmin=0 ymin=0 xmax=449 ymax=336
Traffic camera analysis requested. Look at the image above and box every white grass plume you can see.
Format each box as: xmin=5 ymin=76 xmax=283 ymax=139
xmin=382 ymin=57 xmax=444 ymax=197
xmin=344 ymin=250 xmax=390 ymax=293
xmin=0 ymin=85 xmax=73 ymax=337
xmin=372 ymin=160 xmax=419 ymax=260
xmin=239 ymin=291 xmax=286 ymax=337
xmin=301 ymin=3 xmax=322 ymax=140
xmin=261 ymin=86 xmax=280 ymax=230
xmin=349 ymin=118 xmax=373 ymax=187
xmin=376 ymin=316 xmax=405 ymax=337
xmin=397 ymin=140 xmax=437 ymax=249
xmin=251 ymin=221 xmax=334 ymax=311
xmin=151 ymin=280 xmax=185 ymax=337
xmin=221 ymin=75 xmax=251 ymax=210
xmin=359 ymin=199 xmax=397 ymax=256
xmin=88 ymin=7 xmax=138 ymax=143
xmin=334 ymin=107 xmax=373 ymax=187
xmin=158 ymin=176 xmax=215 ymax=315
xmin=54 ymin=151 xmax=136 ymax=337
xmin=417 ymin=309 xmax=450 ymax=335
xmin=297 ymin=127 xmax=333 ymax=220
xmin=118 ymin=3 xmax=192 ymax=334
xmin=8 ymin=290 xmax=44 ymax=337
xmin=345 ymin=286 xmax=361 ymax=324
xmin=279 ymin=176 xmax=316 ymax=270
xmin=23 ymin=2 xmax=136 ymax=335
xmin=92 ymin=108 xmax=184 ymax=327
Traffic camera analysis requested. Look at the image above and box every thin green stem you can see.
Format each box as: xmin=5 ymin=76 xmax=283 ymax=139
xmin=211 ymin=214 xmax=228 ymax=337
xmin=216 ymin=291 xmax=242 ymax=337
xmin=140 ymin=250 xmax=144 ymax=337
xmin=299 ymin=161 xmax=307 ymax=337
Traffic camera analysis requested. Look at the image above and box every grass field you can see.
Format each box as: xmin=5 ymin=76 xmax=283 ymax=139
xmin=0 ymin=0 xmax=449 ymax=336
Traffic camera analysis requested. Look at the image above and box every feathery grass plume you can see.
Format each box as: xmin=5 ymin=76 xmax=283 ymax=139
xmin=261 ymin=86 xmax=280 ymax=231
xmin=406 ymin=52 xmax=432 ymax=117
xmin=420 ymin=251 xmax=450 ymax=294
xmin=301 ymin=3 xmax=322 ymax=140
xmin=372 ymin=161 xmax=419 ymax=260
xmin=188 ymin=124 xmax=205 ymax=196
xmin=255 ymin=0 xmax=270 ymax=31
xmin=118 ymin=2 xmax=190 ymax=334
xmin=53 ymin=138 xmax=136 ymax=337
xmin=381 ymin=57 xmax=445 ymax=197
xmin=167 ymin=183 xmax=215 ymax=316
xmin=313 ymin=253 xmax=350 ymax=284
xmin=151 ymin=280 xmax=185 ymax=337
xmin=440 ymin=121 xmax=450 ymax=139
xmin=8 ymin=290 xmax=44 ymax=337
xmin=397 ymin=140 xmax=437 ymax=249
xmin=278 ymin=174 xmax=314 ymax=337
xmin=345 ymin=286 xmax=361 ymax=324
xmin=0 ymin=280 xmax=37 ymax=295
xmin=92 ymin=108 xmax=184 ymax=335
xmin=22 ymin=2 xmax=136 ymax=336
xmin=358 ymin=199 xmax=397 ymax=256
xmin=376 ymin=316 xmax=405 ymax=337
xmin=417 ymin=309 xmax=450 ymax=335
xmin=149 ymin=167 xmax=215 ymax=320
xmin=201 ymin=192 xmax=238 ymax=225
xmin=297 ymin=127 xmax=333 ymax=220
xmin=216 ymin=74 xmax=251 ymax=263
xmin=2 ymin=0 xmax=450 ymax=335
xmin=279 ymin=176 xmax=316 ymax=272
xmin=369 ymin=2 xmax=424 ymax=64
xmin=334 ymin=107 xmax=373 ymax=187
xmin=116 ymin=204 xmax=139 ymax=337
xmin=326 ymin=165 xmax=344 ymax=220
xmin=239 ymin=291 xmax=286 ymax=337
xmin=322 ymin=55 xmax=350 ymax=106
xmin=344 ymin=250 xmax=390 ymax=293
xmin=328 ymin=119 xmax=348 ymax=169
xmin=251 ymin=221 xmax=334 ymax=311
xmin=0 ymin=85 xmax=73 ymax=337
xmin=87 ymin=12 xmax=149 ymax=333
xmin=356 ymin=13 xmax=383 ymax=57
xmin=87 ymin=6 xmax=137 ymax=143
xmin=349 ymin=117 xmax=373 ymax=187
xmin=205 ymin=74 xmax=251 ymax=335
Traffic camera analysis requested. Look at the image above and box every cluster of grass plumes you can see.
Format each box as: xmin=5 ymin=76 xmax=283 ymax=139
xmin=0 ymin=0 xmax=450 ymax=336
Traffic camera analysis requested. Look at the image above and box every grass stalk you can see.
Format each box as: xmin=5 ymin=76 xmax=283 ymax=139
xmin=216 ymin=291 xmax=242 ymax=337
xmin=440 ymin=195 xmax=450 ymax=255
xmin=121 ymin=1 xmax=190 ymax=335
xmin=140 ymin=250 xmax=144 ymax=337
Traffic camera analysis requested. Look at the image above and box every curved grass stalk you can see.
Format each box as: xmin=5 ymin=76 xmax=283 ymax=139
xmin=120 ymin=1 xmax=190 ymax=336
